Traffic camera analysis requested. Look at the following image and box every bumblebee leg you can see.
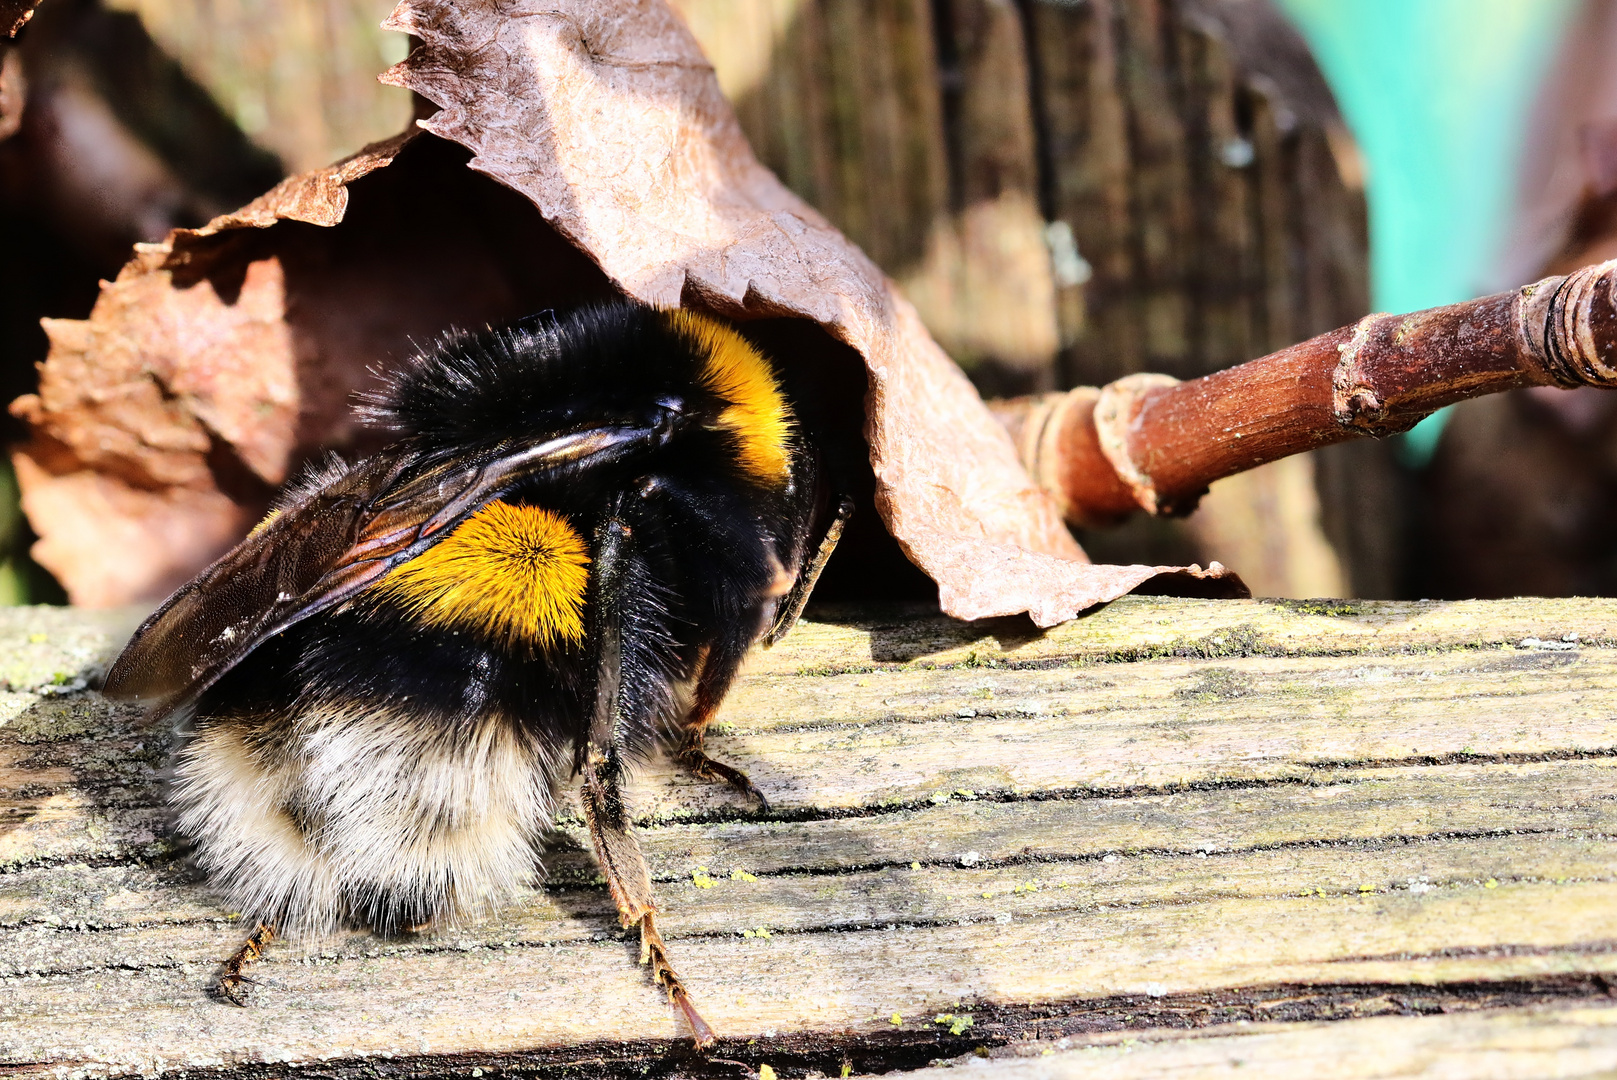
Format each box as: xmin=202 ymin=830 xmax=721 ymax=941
xmin=763 ymin=496 xmax=852 ymax=646
xmin=676 ymin=632 xmax=771 ymax=810
xmin=215 ymin=920 xmax=276 ymax=1005
xmin=677 ymin=729 xmax=770 ymax=810
xmin=580 ymin=508 xmax=716 ymax=1048
xmin=673 ymin=498 xmax=856 ymax=805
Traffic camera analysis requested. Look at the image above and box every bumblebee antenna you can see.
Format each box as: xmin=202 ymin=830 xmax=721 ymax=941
xmin=764 ymin=496 xmax=853 ymax=647
xmin=513 ymin=309 xmax=560 ymax=335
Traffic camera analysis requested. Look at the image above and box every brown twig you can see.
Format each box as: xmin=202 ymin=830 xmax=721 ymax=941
xmin=991 ymin=259 xmax=1617 ymax=526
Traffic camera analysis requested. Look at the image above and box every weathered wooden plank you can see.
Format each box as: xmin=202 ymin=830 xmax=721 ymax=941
xmin=1022 ymin=0 xmax=1370 ymax=382
xmin=7 ymin=876 xmax=1617 ymax=1066
xmin=6 ymin=824 xmax=1616 ymax=977
xmin=4 ymin=598 xmax=1617 ymax=1077
xmin=9 ymin=754 xmax=1617 ymax=903
xmin=904 ymin=0 xmax=1060 ymax=394
xmin=6 ymin=754 xmax=1617 ymax=942
xmin=751 ymin=596 xmax=1617 ymax=674
xmin=11 ymin=641 xmax=1617 ymax=864
xmin=874 ymin=1002 xmax=1617 ymax=1079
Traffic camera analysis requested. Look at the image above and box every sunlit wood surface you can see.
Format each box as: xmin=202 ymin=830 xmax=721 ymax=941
xmin=4 ymin=597 xmax=1617 ymax=1077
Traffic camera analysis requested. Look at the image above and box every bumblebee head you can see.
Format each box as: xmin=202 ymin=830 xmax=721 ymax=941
xmin=659 ymin=308 xmax=793 ymax=485
xmin=359 ymin=300 xmax=797 ymax=489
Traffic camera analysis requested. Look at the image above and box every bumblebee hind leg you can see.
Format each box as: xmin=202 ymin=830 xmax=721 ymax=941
xmin=580 ymin=508 xmax=715 ymax=1048
xmin=215 ymin=920 xmax=276 ymax=1005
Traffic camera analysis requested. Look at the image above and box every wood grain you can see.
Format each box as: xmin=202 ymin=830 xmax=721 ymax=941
xmin=102 ymin=0 xmax=412 ymax=173
xmin=3 ymin=597 xmax=1617 ymax=1077
xmin=882 ymin=1003 xmax=1617 ymax=1079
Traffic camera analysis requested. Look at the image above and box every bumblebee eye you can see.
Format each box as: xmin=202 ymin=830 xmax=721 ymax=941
xmin=651 ymin=405 xmax=683 ymax=441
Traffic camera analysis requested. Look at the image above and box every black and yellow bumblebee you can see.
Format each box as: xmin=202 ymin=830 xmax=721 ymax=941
xmin=103 ymin=300 xmax=850 ymax=1046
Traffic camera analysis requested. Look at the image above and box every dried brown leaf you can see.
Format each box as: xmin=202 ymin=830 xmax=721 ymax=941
xmin=13 ymin=453 xmax=252 ymax=608
xmin=10 ymin=134 xmax=428 ymax=605
xmin=14 ymin=0 xmax=1242 ymax=618
xmin=0 ymin=44 xmax=22 ymax=141
xmin=14 ymin=132 xmax=617 ymax=606
xmin=15 ymin=257 xmax=295 ymax=490
xmin=378 ymin=0 xmax=1241 ymax=622
xmin=1 ymin=0 xmax=37 ymax=39
xmin=174 ymin=130 xmax=415 ymax=239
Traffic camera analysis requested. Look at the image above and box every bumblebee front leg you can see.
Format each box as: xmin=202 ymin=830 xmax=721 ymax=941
xmin=763 ymin=495 xmax=852 ymax=646
xmin=216 ymin=920 xmax=276 ymax=1005
xmin=675 ymin=496 xmax=854 ymax=808
xmin=676 ymin=635 xmax=771 ymax=811
xmin=581 ymin=510 xmax=716 ymax=1048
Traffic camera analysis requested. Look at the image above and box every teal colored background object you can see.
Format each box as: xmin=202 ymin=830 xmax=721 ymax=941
xmin=1275 ymin=0 xmax=1579 ymax=464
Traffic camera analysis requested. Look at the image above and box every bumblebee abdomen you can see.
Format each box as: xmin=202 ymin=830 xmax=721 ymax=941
xmin=172 ymin=702 xmax=561 ymax=935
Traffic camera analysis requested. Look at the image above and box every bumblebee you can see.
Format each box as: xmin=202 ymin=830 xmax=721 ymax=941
xmin=104 ymin=300 xmax=850 ymax=1046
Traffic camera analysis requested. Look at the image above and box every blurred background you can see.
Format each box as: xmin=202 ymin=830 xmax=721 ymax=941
xmin=2 ymin=0 xmax=1614 ymax=603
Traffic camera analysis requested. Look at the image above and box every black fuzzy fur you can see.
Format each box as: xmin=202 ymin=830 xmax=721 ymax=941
xmin=182 ymin=300 xmax=816 ymax=933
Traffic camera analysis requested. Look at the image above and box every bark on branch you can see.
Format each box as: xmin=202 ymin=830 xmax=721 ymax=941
xmin=993 ymin=259 xmax=1617 ymax=525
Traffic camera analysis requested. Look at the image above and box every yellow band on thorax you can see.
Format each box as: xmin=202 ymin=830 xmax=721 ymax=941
xmin=377 ymin=500 xmax=590 ymax=649
xmin=665 ymin=310 xmax=792 ymax=483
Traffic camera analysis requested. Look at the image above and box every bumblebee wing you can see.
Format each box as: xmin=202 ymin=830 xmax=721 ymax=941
xmin=103 ymin=423 xmax=662 ymax=711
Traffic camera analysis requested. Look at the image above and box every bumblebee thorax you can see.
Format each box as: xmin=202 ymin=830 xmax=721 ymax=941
xmin=376 ymin=500 xmax=590 ymax=649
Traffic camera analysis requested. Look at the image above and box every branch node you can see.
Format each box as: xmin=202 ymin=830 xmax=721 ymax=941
xmin=1094 ymin=373 xmax=1180 ymax=515
xmin=1016 ymin=387 xmax=1093 ymax=526
xmin=1332 ymin=313 xmax=1391 ymax=433
xmin=1533 ymin=260 xmax=1617 ymax=388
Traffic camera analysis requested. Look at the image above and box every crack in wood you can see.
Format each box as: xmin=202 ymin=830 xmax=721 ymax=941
xmin=9 ymin=976 xmax=1611 ymax=1080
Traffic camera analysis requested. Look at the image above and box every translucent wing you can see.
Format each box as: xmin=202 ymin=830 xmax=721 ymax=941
xmin=103 ymin=424 xmax=663 ymax=713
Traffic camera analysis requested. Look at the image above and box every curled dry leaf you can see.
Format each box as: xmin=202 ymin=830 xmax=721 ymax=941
xmin=0 ymin=0 xmax=33 ymax=141
xmin=0 ymin=42 xmax=22 ymax=142
xmin=13 ymin=0 xmax=1243 ymax=618
xmin=2 ymin=0 xmax=37 ymax=39
xmin=11 ymin=133 xmax=429 ymax=605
